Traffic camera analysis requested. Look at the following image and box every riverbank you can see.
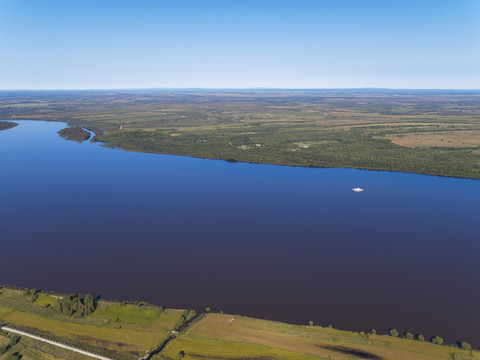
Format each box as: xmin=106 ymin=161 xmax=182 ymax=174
xmin=0 ymin=121 xmax=18 ymax=131
xmin=0 ymin=287 xmax=477 ymax=360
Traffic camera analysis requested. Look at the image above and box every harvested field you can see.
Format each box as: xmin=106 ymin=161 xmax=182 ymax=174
xmin=384 ymin=130 xmax=480 ymax=148
xmin=174 ymin=313 xmax=480 ymax=360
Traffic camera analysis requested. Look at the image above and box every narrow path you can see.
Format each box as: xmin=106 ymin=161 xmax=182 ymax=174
xmin=1 ymin=326 xmax=113 ymax=360
xmin=184 ymin=313 xmax=208 ymax=334
xmin=143 ymin=312 xmax=206 ymax=360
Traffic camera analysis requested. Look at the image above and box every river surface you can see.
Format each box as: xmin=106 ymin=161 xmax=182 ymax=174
xmin=1 ymin=120 xmax=479 ymax=345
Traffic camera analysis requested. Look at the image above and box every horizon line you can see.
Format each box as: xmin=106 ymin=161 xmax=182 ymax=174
xmin=1 ymin=87 xmax=480 ymax=92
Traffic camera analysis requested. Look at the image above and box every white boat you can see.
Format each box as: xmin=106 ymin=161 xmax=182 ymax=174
xmin=352 ymin=187 xmax=364 ymax=192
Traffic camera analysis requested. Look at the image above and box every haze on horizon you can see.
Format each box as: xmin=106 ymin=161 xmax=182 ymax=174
xmin=1 ymin=0 xmax=479 ymax=90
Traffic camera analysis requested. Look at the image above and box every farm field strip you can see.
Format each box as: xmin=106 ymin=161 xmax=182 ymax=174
xmin=1 ymin=326 xmax=113 ymax=360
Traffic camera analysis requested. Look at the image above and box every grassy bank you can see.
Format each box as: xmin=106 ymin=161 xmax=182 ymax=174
xmin=0 ymin=90 xmax=479 ymax=178
xmin=0 ymin=287 xmax=478 ymax=360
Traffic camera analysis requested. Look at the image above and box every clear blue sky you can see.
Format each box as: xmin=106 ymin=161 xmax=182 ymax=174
xmin=1 ymin=0 xmax=479 ymax=89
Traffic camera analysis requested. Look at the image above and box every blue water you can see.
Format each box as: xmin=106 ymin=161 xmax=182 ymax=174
xmin=1 ymin=120 xmax=479 ymax=344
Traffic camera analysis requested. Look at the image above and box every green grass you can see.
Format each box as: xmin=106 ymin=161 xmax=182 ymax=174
xmin=0 ymin=288 xmax=183 ymax=360
xmin=169 ymin=313 xmax=479 ymax=360
xmin=0 ymin=306 xmax=13 ymax=317
xmin=34 ymin=294 xmax=57 ymax=308
xmin=1 ymin=332 xmax=94 ymax=360
xmin=91 ymin=303 xmax=161 ymax=326
xmin=161 ymin=336 xmax=322 ymax=360
xmin=2 ymin=310 xmax=165 ymax=355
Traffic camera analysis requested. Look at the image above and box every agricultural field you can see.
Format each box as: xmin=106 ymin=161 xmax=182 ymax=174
xmin=160 ymin=313 xmax=479 ymax=360
xmin=0 ymin=288 xmax=478 ymax=360
xmin=383 ymin=130 xmax=480 ymax=148
xmin=0 ymin=288 xmax=187 ymax=360
xmin=0 ymin=331 xmax=92 ymax=360
xmin=0 ymin=89 xmax=479 ymax=178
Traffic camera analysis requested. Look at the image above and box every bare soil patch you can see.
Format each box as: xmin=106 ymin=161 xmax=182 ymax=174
xmin=384 ymin=130 xmax=480 ymax=148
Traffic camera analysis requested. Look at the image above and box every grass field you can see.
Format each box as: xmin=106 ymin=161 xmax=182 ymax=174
xmin=160 ymin=313 xmax=479 ymax=360
xmin=0 ymin=90 xmax=479 ymax=178
xmin=0 ymin=331 xmax=93 ymax=360
xmin=34 ymin=294 xmax=57 ymax=308
xmin=91 ymin=303 xmax=162 ymax=326
xmin=2 ymin=311 xmax=165 ymax=353
xmin=160 ymin=336 xmax=320 ymax=360
xmin=0 ymin=288 xmax=478 ymax=360
xmin=0 ymin=306 xmax=13 ymax=318
xmin=0 ymin=288 xmax=185 ymax=360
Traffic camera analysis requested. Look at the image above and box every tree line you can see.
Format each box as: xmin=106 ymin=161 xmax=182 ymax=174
xmin=54 ymin=294 xmax=97 ymax=317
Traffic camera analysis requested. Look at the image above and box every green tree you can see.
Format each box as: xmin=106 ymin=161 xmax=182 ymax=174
xmin=9 ymin=336 xmax=20 ymax=346
xmin=6 ymin=352 xmax=21 ymax=360
xmin=309 ymin=321 xmax=314 ymax=327
xmin=54 ymin=294 xmax=97 ymax=317
xmin=404 ymin=332 xmax=414 ymax=340
xmin=25 ymin=288 xmax=38 ymax=302
xmin=370 ymin=328 xmax=376 ymax=335
xmin=388 ymin=328 xmax=398 ymax=337
xmin=417 ymin=334 xmax=424 ymax=342
xmin=0 ymin=345 xmax=8 ymax=355
xmin=205 ymin=307 xmax=211 ymax=313
xmin=460 ymin=341 xmax=472 ymax=351
xmin=431 ymin=336 xmax=443 ymax=345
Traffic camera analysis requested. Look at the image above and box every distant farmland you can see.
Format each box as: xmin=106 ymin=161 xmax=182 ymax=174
xmin=1 ymin=89 xmax=479 ymax=178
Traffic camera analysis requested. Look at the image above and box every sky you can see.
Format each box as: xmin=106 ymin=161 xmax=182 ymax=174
xmin=0 ymin=0 xmax=479 ymax=89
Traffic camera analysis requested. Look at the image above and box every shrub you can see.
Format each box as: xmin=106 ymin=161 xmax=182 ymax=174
xmin=431 ymin=336 xmax=443 ymax=345
xmin=404 ymin=332 xmax=414 ymax=340
xmin=9 ymin=335 xmax=20 ymax=346
xmin=309 ymin=321 xmax=314 ymax=327
xmin=417 ymin=334 xmax=425 ymax=342
xmin=388 ymin=328 xmax=398 ymax=337
xmin=370 ymin=328 xmax=376 ymax=335
xmin=0 ymin=345 xmax=9 ymax=355
xmin=460 ymin=341 xmax=471 ymax=351
xmin=24 ymin=288 xmax=38 ymax=302
xmin=6 ymin=353 xmax=21 ymax=360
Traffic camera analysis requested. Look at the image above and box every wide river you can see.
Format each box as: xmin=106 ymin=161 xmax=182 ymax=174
xmin=1 ymin=120 xmax=479 ymax=345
